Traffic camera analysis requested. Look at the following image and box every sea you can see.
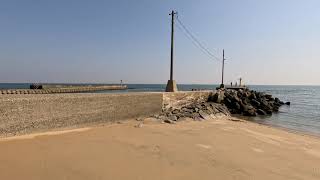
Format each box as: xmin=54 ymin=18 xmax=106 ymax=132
xmin=1 ymin=83 xmax=320 ymax=136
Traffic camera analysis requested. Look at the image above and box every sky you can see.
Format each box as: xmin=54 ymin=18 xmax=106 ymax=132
xmin=0 ymin=0 xmax=319 ymax=85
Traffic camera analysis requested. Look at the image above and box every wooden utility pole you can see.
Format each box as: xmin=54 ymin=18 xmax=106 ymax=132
xmin=166 ymin=10 xmax=178 ymax=92
xmin=220 ymin=49 xmax=226 ymax=88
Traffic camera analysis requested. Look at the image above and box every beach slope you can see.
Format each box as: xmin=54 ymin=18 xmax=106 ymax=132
xmin=0 ymin=118 xmax=319 ymax=180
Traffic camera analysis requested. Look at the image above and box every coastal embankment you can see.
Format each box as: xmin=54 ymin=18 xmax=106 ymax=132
xmin=0 ymin=84 xmax=127 ymax=94
xmin=0 ymin=91 xmax=213 ymax=137
xmin=1 ymin=90 xmax=320 ymax=180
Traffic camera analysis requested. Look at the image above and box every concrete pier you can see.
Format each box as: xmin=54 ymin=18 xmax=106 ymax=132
xmin=0 ymin=85 xmax=127 ymax=95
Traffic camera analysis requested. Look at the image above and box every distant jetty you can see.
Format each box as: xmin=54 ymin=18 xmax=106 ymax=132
xmin=0 ymin=84 xmax=127 ymax=94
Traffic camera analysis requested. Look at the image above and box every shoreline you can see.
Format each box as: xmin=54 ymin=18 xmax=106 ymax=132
xmin=0 ymin=89 xmax=318 ymax=140
xmin=233 ymin=114 xmax=320 ymax=139
xmin=0 ymin=115 xmax=320 ymax=142
xmin=1 ymin=115 xmax=319 ymax=142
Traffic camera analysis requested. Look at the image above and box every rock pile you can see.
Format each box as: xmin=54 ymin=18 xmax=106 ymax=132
xmin=148 ymin=88 xmax=291 ymax=125
xmin=209 ymin=88 xmax=290 ymax=116
xmin=152 ymin=101 xmax=230 ymax=124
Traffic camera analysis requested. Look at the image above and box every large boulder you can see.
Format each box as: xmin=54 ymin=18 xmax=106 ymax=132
xmin=273 ymin=106 xmax=279 ymax=112
xmin=210 ymin=92 xmax=225 ymax=103
xmin=251 ymin=99 xmax=261 ymax=107
xmin=249 ymin=92 xmax=257 ymax=100
xmin=199 ymin=110 xmax=211 ymax=120
xmin=265 ymin=94 xmax=272 ymax=99
xmin=233 ymin=102 xmax=241 ymax=110
xmin=243 ymin=109 xmax=257 ymax=116
xmin=257 ymin=109 xmax=267 ymax=115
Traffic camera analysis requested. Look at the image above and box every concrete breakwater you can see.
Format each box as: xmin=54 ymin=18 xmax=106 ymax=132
xmin=0 ymin=91 xmax=213 ymax=137
xmin=0 ymin=85 xmax=127 ymax=94
xmin=147 ymin=88 xmax=289 ymax=124
xmin=0 ymin=89 xmax=289 ymax=137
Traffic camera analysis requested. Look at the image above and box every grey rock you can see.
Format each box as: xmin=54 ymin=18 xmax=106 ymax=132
xmin=168 ymin=115 xmax=178 ymax=121
xmin=265 ymin=94 xmax=272 ymax=99
xmin=273 ymin=106 xmax=279 ymax=112
xmin=257 ymin=109 xmax=267 ymax=115
xmin=172 ymin=109 xmax=180 ymax=114
xmin=198 ymin=110 xmax=211 ymax=120
xmin=249 ymin=93 xmax=257 ymax=100
xmin=192 ymin=113 xmax=201 ymax=120
xmin=233 ymin=102 xmax=241 ymax=110
xmin=206 ymin=106 xmax=214 ymax=113
xmin=164 ymin=119 xmax=175 ymax=124
xmin=243 ymin=109 xmax=257 ymax=116
xmin=251 ymin=99 xmax=261 ymax=107
xmin=134 ymin=122 xmax=143 ymax=128
xmin=210 ymin=92 xmax=225 ymax=103
xmin=266 ymin=109 xmax=273 ymax=115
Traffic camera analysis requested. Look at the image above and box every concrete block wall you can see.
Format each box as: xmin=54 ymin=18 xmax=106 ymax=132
xmin=0 ymin=93 xmax=163 ymax=137
xmin=0 ymin=85 xmax=127 ymax=94
xmin=0 ymin=91 xmax=214 ymax=137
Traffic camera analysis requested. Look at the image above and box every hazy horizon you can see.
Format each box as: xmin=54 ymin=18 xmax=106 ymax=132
xmin=1 ymin=0 xmax=320 ymax=85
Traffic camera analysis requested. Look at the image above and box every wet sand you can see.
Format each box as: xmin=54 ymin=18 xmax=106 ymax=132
xmin=0 ymin=118 xmax=320 ymax=180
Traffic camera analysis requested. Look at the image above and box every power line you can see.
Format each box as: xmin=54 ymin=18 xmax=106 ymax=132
xmin=176 ymin=18 xmax=220 ymax=61
xmin=176 ymin=22 xmax=221 ymax=62
xmin=175 ymin=23 xmax=218 ymax=62
xmin=175 ymin=17 xmax=221 ymax=62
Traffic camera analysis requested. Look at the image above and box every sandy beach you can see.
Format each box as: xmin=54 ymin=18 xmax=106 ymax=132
xmin=0 ymin=117 xmax=319 ymax=180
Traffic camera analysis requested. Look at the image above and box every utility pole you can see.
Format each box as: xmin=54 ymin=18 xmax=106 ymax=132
xmin=220 ymin=49 xmax=226 ymax=88
xmin=166 ymin=10 xmax=178 ymax=92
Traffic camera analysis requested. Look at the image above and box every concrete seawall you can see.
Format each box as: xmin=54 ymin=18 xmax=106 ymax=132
xmin=0 ymin=91 xmax=213 ymax=137
xmin=0 ymin=85 xmax=127 ymax=94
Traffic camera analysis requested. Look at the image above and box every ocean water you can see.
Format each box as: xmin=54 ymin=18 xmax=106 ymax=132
xmin=1 ymin=83 xmax=320 ymax=135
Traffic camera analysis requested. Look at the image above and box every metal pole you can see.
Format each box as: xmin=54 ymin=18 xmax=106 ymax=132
xmin=222 ymin=49 xmax=225 ymax=85
xmin=169 ymin=10 xmax=175 ymax=81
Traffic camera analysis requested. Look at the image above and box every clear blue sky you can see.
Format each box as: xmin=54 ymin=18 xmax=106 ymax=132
xmin=1 ymin=0 xmax=319 ymax=85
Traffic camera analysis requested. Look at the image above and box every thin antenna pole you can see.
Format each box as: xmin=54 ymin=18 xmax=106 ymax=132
xmin=221 ymin=49 xmax=225 ymax=85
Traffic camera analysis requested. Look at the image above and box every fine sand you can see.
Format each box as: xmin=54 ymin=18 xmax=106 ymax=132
xmin=0 ymin=118 xmax=320 ymax=180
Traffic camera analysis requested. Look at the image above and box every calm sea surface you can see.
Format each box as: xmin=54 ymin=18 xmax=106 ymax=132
xmin=1 ymin=83 xmax=320 ymax=135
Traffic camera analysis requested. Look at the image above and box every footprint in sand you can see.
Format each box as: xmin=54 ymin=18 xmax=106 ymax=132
xmin=252 ymin=148 xmax=264 ymax=153
xmin=303 ymin=148 xmax=320 ymax=158
xmin=196 ymin=144 xmax=212 ymax=149
xmin=221 ymin=127 xmax=235 ymax=131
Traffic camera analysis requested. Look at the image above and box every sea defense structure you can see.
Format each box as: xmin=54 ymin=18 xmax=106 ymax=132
xmin=0 ymin=84 xmax=127 ymax=95
xmin=209 ymin=88 xmax=290 ymax=116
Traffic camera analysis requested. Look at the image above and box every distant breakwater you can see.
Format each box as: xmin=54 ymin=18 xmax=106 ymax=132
xmin=0 ymin=85 xmax=127 ymax=94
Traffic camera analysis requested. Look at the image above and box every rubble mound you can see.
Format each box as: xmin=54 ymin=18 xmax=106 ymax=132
xmin=209 ymin=88 xmax=290 ymax=116
xmin=153 ymin=102 xmax=230 ymax=123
